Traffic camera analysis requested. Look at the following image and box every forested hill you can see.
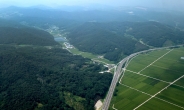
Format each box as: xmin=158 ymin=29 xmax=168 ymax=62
xmin=0 ymin=18 xmax=24 ymax=27
xmin=0 ymin=45 xmax=112 ymax=110
xmin=111 ymin=21 xmax=184 ymax=47
xmin=67 ymin=22 xmax=148 ymax=62
xmin=0 ymin=19 xmax=113 ymax=110
xmin=0 ymin=27 xmax=58 ymax=46
xmin=68 ymin=21 xmax=184 ymax=62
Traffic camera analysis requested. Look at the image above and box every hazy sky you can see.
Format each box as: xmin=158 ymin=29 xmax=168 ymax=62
xmin=0 ymin=0 xmax=184 ymax=10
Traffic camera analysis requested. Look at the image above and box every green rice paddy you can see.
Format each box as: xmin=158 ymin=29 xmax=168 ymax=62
xmin=110 ymin=47 xmax=184 ymax=110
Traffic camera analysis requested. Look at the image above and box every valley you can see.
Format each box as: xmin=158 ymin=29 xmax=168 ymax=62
xmin=0 ymin=3 xmax=184 ymax=110
xmin=47 ymin=26 xmax=116 ymax=73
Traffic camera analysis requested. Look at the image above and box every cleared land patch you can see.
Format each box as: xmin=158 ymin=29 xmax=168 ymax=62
xmin=110 ymin=47 xmax=184 ymax=110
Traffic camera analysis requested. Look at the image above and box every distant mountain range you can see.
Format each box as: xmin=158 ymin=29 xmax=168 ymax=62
xmin=0 ymin=6 xmax=184 ymax=62
xmin=1 ymin=6 xmax=184 ymax=29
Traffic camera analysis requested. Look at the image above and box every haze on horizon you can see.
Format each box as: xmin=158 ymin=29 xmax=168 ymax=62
xmin=0 ymin=0 xmax=184 ymax=11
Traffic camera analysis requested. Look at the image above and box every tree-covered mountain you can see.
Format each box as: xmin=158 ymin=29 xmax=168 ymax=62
xmin=67 ymin=22 xmax=149 ymax=62
xmin=125 ymin=22 xmax=184 ymax=47
xmin=0 ymin=18 xmax=59 ymax=46
xmin=0 ymin=27 xmax=58 ymax=46
xmin=0 ymin=20 xmax=112 ymax=110
xmin=67 ymin=21 xmax=184 ymax=62
xmin=0 ymin=18 xmax=24 ymax=27
xmin=0 ymin=45 xmax=112 ymax=110
xmin=93 ymin=21 xmax=184 ymax=47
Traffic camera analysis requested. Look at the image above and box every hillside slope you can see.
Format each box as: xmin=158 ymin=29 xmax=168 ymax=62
xmin=0 ymin=45 xmax=112 ymax=110
xmin=0 ymin=27 xmax=58 ymax=46
xmin=68 ymin=23 xmax=148 ymax=61
xmin=0 ymin=20 xmax=113 ymax=110
xmin=68 ymin=21 xmax=184 ymax=62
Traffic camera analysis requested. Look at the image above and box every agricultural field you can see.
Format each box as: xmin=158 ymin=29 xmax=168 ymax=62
xmin=61 ymin=42 xmax=114 ymax=65
xmin=110 ymin=47 xmax=184 ymax=110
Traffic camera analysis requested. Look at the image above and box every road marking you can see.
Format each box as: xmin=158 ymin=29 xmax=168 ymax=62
xmin=133 ymin=75 xmax=184 ymax=110
xmin=120 ymin=83 xmax=184 ymax=109
xmin=138 ymin=49 xmax=173 ymax=73
xmin=112 ymin=104 xmax=118 ymax=110
xmin=125 ymin=69 xmax=184 ymax=89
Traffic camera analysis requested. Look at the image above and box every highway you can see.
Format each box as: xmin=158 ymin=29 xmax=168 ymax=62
xmin=101 ymin=53 xmax=139 ymax=110
xmin=101 ymin=45 xmax=183 ymax=110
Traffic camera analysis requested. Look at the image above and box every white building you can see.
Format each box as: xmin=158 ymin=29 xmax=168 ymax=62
xmin=181 ymin=57 xmax=184 ymax=60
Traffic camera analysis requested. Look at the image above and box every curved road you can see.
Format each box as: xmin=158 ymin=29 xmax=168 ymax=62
xmin=102 ymin=45 xmax=183 ymax=110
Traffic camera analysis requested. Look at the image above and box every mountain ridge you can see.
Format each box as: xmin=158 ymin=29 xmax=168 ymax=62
xmin=67 ymin=21 xmax=184 ymax=62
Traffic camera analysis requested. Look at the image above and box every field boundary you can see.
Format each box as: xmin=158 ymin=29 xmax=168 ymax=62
xmin=133 ymin=74 xmax=184 ymax=110
xmin=112 ymin=104 xmax=118 ymax=110
xmin=115 ymin=48 xmax=184 ymax=110
xmin=119 ymin=83 xmax=184 ymax=110
xmin=125 ymin=69 xmax=184 ymax=89
xmin=138 ymin=49 xmax=173 ymax=73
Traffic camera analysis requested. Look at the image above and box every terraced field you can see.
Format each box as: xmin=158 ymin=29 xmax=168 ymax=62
xmin=110 ymin=47 xmax=184 ymax=110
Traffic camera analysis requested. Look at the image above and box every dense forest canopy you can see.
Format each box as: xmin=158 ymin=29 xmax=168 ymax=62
xmin=68 ymin=22 xmax=148 ymax=61
xmin=0 ymin=27 xmax=58 ymax=46
xmin=0 ymin=20 xmax=112 ymax=110
xmin=67 ymin=21 xmax=184 ymax=62
xmin=104 ymin=21 xmax=184 ymax=47
xmin=0 ymin=45 xmax=112 ymax=110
